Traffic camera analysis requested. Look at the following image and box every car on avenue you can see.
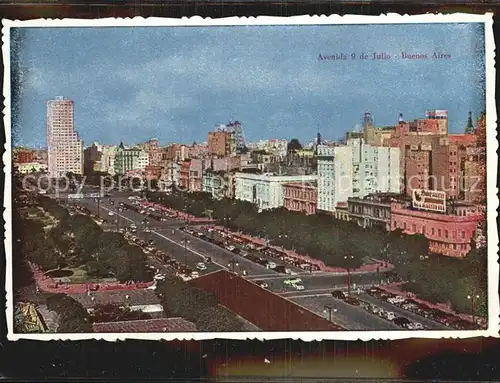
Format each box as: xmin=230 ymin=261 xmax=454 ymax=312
xmin=344 ymin=296 xmax=360 ymax=306
xmin=196 ymin=262 xmax=207 ymax=271
xmin=393 ymin=316 xmax=412 ymax=328
xmin=407 ymin=322 xmax=424 ymax=330
xmin=293 ymin=284 xmax=305 ymax=291
xmin=331 ymin=290 xmax=346 ymax=299
xmin=254 ymin=280 xmax=269 ymax=289
xmin=153 ymin=273 xmax=166 ymax=281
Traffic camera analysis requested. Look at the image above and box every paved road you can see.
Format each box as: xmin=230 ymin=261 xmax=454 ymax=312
xmin=45 ymin=191 xmax=453 ymax=331
xmin=359 ymin=293 xmax=451 ymax=330
xmin=60 ymin=193 xmax=386 ymax=286
xmin=74 ymin=196 xmax=277 ymax=277
xmin=289 ymin=294 xmax=400 ymax=331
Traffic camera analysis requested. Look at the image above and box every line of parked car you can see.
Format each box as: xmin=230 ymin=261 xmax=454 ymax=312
xmin=331 ymin=289 xmax=424 ymax=329
xmin=365 ymin=287 xmax=481 ymax=330
xmin=201 ymin=226 xmax=321 ymax=272
xmin=184 ymin=225 xmax=318 ymax=278
xmin=122 ymin=227 xmax=206 ymax=283
xmin=181 ymin=226 xmax=292 ymax=272
xmin=122 ymin=202 xmax=173 ymax=222
xmin=70 ymin=204 xmax=108 ymax=224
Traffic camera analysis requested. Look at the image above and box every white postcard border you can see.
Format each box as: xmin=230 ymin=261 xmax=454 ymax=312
xmin=2 ymin=13 xmax=498 ymax=341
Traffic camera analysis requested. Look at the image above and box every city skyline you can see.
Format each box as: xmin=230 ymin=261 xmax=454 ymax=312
xmin=11 ymin=23 xmax=485 ymax=148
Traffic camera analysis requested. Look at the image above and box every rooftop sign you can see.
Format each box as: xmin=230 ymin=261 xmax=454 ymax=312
xmin=412 ymin=189 xmax=446 ymax=213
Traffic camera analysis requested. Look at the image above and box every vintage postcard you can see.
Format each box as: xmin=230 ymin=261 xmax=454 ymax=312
xmin=3 ymin=14 xmax=498 ymax=341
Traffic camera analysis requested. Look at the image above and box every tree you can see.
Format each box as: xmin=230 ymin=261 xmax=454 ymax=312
xmin=113 ymin=245 xmax=150 ymax=283
xmin=463 ymin=246 xmax=487 ymax=288
xmin=155 ymin=278 xmax=218 ymax=321
xmin=66 ymin=215 xmax=103 ymax=266
xmin=334 ymin=238 xmax=365 ymax=295
xmin=195 ymin=306 xmax=245 ymax=332
xmin=46 ymin=294 xmax=92 ymax=333
xmin=406 ymin=234 xmax=430 ymax=259
xmin=98 ymin=231 xmax=128 ymax=250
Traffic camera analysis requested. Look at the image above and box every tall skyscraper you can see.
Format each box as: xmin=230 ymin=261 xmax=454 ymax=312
xmin=47 ymin=97 xmax=84 ymax=177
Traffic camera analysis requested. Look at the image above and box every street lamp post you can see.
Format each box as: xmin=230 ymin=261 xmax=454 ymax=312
xmin=183 ymin=238 xmax=190 ymax=266
xmin=116 ymin=208 xmax=121 ymax=230
xmin=344 ymin=254 xmax=354 ymax=296
xmin=467 ymin=294 xmax=480 ymax=326
xmin=323 ymin=304 xmax=333 ymax=322
xmin=228 ymin=258 xmax=239 ymax=273
xmin=323 ymin=304 xmax=337 ymax=322
xmin=142 ymin=218 xmax=149 ymax=240
xmin=95 ymin=198 xmax=101 ymax=216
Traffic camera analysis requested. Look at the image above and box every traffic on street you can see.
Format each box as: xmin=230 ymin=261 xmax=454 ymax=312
xmin=50 ymin=189 xmax=456 ymax=331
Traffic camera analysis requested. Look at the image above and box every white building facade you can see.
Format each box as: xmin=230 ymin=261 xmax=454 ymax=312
xmin=317 ymin=145 xmax=353 ymax=213
xmin=137 ymin=151 xmax=150 ymax=170
xmin=101 ymin=145 xmax=117 ymax=175
xmin=317 ymin=139 xmax=400 ymax=213
xmin=234 ymin=173 xmax=317 ymax=211
xmin=46 ymin=97 xmax=84 ymax=177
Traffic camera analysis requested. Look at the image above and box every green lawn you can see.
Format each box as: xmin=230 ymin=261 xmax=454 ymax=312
xmin=47 ymin=266 xmax=117 ymax=284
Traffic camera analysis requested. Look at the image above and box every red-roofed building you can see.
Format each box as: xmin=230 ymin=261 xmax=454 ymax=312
xmin=189 ymin=270 xmax=343 ymax=331
xmin=92 ymin=317 xmax=197 ymax=333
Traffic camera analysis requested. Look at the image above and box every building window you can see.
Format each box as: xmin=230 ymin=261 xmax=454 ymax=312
xmin=461 ymin=231 xmax=466 ymax=239
xmin=438 ymin=229 xmax=441 ymax=237
xmin=444 ymin=230 xmax=448 ymax=238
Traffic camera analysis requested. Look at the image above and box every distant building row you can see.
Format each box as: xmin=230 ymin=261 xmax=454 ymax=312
xmin=14 ymin=100 xmax=486 ymax=210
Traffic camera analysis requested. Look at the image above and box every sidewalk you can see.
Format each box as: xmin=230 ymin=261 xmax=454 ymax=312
xmin=29 ymin=262 xmax=154 ymax=295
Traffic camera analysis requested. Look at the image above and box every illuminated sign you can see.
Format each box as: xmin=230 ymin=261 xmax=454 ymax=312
xmin=412 ymin=189 xmax=446 ymax=213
